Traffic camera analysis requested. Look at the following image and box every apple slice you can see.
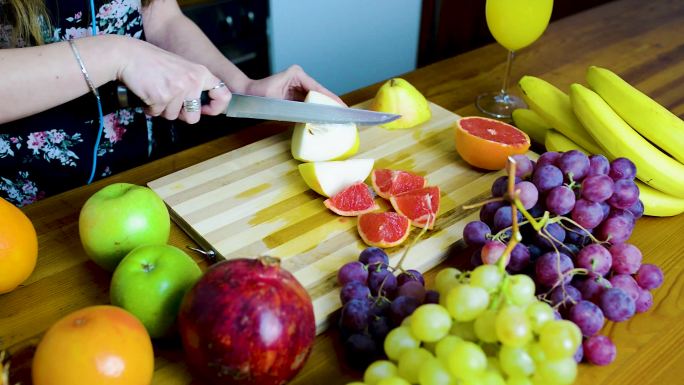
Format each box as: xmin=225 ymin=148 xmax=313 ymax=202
xmin=291 ymin=91 xmax=360 ymax=162
xmin=298 ymin=159 xmax=374 ymax=197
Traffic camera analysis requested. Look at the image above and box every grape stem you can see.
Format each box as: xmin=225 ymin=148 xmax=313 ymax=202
xmin=463 ymin=196 xmax=505 ymax=210
xmin=540 ymin=267 xmax=590 ymax=310
xmin=515 ymin=199 xmax=550 ymax=232
xmin=556 ymin=216 xmax=605 ymax=245
xmin=489 ymin=274 xmax=509 ymax=311
xmin=393 ymin=197 xmax=434 ymax=273
xmin=537 ymin=228 xmax=575 ymax=254
xmin=1 ymin=350 xmax=8 ymax=385
xmin=485 ymin=157 xmax=522 ymax=312
xmin=496 ymin=158 xmax=520 ymax=274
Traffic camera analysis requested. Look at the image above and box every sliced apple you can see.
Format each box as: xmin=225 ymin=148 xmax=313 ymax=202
xmin=298 ymin=159 xmax=374 ymax=197
xmin=291 ymin=91 xmax=360 ymax=162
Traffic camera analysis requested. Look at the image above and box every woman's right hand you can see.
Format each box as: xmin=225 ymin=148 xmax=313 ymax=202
xmin=116 ymin=37 xmax=230 ymax=124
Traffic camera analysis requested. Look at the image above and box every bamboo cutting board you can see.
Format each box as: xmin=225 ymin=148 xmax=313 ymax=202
xmin=148 ymin=101 xmax=504 ymax=333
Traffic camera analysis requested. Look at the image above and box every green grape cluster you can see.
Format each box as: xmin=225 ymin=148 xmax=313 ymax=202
xmin=347 ymin=265 xmax=582 ymax=385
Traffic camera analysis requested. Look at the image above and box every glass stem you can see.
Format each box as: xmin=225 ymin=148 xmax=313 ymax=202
xmin=500 ymin=50 xmax=516 ymax=96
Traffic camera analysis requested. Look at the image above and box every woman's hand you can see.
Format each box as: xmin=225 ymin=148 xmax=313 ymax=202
xmin=245 ymin=65 xmax=345 ymax=105
xmin=116 ymin=37 xmax=230 ymax=124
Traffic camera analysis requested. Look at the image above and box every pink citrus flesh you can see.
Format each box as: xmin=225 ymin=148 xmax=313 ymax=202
xmin=357 ymin=212 xmax=411 ymax=248
xmin=323 ymin=182 xmax=379 ymax=216
xmin=371 ymin=169 xmax=427 ymax=200
xmin=390 ymin=186 xmax=440 ymax=229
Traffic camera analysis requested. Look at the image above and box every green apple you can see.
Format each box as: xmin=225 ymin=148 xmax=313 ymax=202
xmin=298 ymin=158 xmax=374 ymax=197
xmin=79 ymin=183 xmax=170 ymax=271
xmin=110 ymin=244 xmax=202 ymax=338
xmin=291 ymin=91 xmax=360 ymax=161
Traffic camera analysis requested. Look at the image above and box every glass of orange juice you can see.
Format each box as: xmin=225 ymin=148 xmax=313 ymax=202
xmin=476 ymin=0 xmax=554 ymax=119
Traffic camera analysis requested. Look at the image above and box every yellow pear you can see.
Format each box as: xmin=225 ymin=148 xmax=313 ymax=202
xmin=369 ymin=78 xmax=431 ymax=130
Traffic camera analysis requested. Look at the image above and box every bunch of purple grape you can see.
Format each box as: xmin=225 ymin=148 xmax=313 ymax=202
xmin=463 ymin=151 xmax=665 ymax=366
xmin=336 ymin=246 xmax=439 ymax=368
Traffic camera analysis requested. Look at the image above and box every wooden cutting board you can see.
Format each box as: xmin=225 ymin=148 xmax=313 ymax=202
xmin=148 ymin=101 xmax=504 ymax=333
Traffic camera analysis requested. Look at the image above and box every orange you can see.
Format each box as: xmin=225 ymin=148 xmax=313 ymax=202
xmin=32 ymin=305 xmax=154 ymax=385
xmin=0 ymin=197 xmax=38 ymax=294
xmin=455 ymin=116 xmax=531 ymax=170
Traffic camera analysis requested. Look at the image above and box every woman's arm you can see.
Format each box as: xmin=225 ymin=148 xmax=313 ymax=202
xmin=142 ymin=1 xmax=343 ymax=104
xmin=0 ymin=35 xmax=121 ymax=123
xmin=142 ymin=0 xmax=250 ymax=93
xmin=0 ymin=33 xmax=230 ymax=125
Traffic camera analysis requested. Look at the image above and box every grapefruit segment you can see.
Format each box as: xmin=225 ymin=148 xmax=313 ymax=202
xmin=357 ymin=212 xmax=411 ymax=248
xmin=323 ymin=182 xmax=379 ymax=216
xmin=390 ymin=186 xmax=440 ymax=229
xmin=455 ymin=116 xmax=531 ymax=170
xmin=371 ymin=169 xmax=427 ymax=199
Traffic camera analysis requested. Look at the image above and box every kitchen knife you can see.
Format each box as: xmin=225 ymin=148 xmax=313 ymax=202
xmin=111 ymin=84 xmax=400 ymax=125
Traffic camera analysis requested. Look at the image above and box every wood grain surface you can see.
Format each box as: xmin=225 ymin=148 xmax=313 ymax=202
xmin=2 ymin=0 xmax=684 ymax=384
xmin=147 ymin=102 xmax=506 ymax=334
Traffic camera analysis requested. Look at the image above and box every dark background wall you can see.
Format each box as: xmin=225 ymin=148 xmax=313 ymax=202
xmin=167 ymin=0 xmax=615 ymax=154
xmin=417 ymin=0 xmax=615 ymax=67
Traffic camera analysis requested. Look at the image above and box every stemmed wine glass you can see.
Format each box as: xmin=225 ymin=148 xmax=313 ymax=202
xmin=476 ymin=0 xmax=554 ymax=119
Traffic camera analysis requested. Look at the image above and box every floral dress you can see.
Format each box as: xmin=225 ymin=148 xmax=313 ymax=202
xmin=0 ymin=0 xmax=170 ymax=206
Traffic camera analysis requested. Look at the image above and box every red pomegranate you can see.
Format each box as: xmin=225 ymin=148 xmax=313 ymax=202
xmin=178 ymin=256 xmax=315 ymax=385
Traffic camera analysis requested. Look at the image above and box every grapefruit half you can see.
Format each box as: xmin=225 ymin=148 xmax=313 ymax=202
xmin=323 ymin=182 xmax=379 ymax=216
xmin=371 ymin=169 xmax=427 ymax=200
xmin=455 ymin=116 xmax=530 ymax=170
xmin=357 ymin=212 xmax=411 ymax=248
xmin=390 ymin=186 xmax=440 ymax=229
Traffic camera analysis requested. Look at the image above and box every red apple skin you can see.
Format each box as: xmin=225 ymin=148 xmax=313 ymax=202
xmin=178 ymin=256 xmax=315 ymax=385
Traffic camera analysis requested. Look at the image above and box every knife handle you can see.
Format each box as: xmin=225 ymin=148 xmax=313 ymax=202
xmin=101 ymin=83 xmax=210 ymax=109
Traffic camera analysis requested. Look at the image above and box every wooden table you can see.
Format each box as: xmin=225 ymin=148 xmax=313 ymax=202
xmin=3 ymin=0 xmax=684 ymax=383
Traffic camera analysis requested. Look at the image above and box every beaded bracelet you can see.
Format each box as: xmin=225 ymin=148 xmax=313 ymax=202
xmin=68 ymin=39 xmax=100 ymax=99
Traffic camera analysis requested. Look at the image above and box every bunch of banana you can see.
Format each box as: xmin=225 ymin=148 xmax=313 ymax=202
xmin=586 ymin=66 xmax=684 ymax=164
xmin=511 ymin=108 xmax=550 ymax=145
xmin=513 ymin=68 xmax=684 ymax=216
xmin=570 ymin=83 xmax=684 ymax=198
xmin=518 ymin=76 xmax=604 ymax=154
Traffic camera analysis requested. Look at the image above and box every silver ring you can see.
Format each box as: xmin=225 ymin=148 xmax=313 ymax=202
xmin=211 ymin=81 xmax=226 ymax=90
xmin=183 ymin=98 xmax=201 ymax=113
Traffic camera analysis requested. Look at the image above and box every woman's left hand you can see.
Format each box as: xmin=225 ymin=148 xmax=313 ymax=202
xmin=244 ymin=65 xmax=345 ymax=105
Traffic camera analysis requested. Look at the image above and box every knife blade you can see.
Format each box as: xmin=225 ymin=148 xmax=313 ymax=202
xmin=112 ymin=84 xmax=400 ymax=125
xmin=224 ymin=93 xmax=400 ymax=125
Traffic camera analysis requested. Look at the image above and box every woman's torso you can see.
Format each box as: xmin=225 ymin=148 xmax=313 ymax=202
xmin=0 ymin=0 xmax=157 ymax=206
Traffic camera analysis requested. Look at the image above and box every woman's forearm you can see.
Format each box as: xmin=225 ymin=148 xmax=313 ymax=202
xmin=142 ymin=1 xmax=251 ymax=93
xmin=0 ymin=35 xmax=127 ymax=124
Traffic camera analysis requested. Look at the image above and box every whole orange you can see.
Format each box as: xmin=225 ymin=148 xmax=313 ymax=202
xmin=32 ymin=305 xmax=154 ymax=385
xmin=455 ymin=116 xmax=531 ymax=170
xmin=0 ymin=197 xmax=38 ymax=294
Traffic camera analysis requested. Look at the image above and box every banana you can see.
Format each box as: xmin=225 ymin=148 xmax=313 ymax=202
xmin=511 ymin=108 xmax=551 ymax=145
xmin=637 ymin=181 xmax=684 ymax=217
xmin=542 ymin=124 xmax=684 ymax=216
xmin=544 ymin=130 xmax=591 ymax=155
xmin=586 ymin=66 xmax=684 ymax=164
xmin=570 ymin=83 xmax=684 ymax=198
xmin=518 ymin=76 xmax=604 ymax=155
